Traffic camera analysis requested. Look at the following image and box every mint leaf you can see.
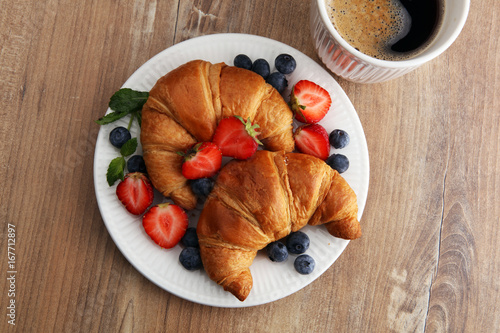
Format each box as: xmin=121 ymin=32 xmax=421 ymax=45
xmin=99 ymin=88 xmax=146 ymax=186
xmin=105 ymin=138 xmax=137 ymax=186
xmin=109 ymin=88 xmax=149 ymax=114
xmin=95 ymin=110 xmax=129 ymax=125
xmin=120 ymin=138 xmax=138 ymax=157
xmin=95 ymin=88 xmax=147 ymax=126
xmin=107 ymin=156 xmax=126 ymax=186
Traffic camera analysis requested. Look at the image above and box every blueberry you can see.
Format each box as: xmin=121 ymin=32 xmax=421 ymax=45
xmin=181 ymin=227 xmax=199 ymax=248
xmin=294 ymin=254 xmax=315 ymax=275
xmin=251 ymin=59 xmax=270 ymax=79
xmin=127 ymin=155 xmax=147 ymax=173
xmin=266 ymin=241 xmax=288 ymax=262
xmin=234 ymin=54 xmax=253 ymax=70
xmin=286 ymin=231 xmax=310 ymax=254
xmin=179 ymin=247 xmax=203 ymax=271
xmin=326 ymin=154 xmax=349 ymax=173
xmin=329 ymin=129 xmax=350 ymax=149
xmin=266 ymin=72 xmax=288 ymax=94
xmin=275 ymin=54 xmax=296 ymax=74
xmin=109 ymin=126 xmax=131 ymax=148
xmin=190 ymin=178 xmax=215 ymax=198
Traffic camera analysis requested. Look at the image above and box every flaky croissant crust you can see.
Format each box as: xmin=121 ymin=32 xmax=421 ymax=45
xmin=140 ymin=60 xmax=295 ymax=210
xmin=197 ymin=150 xmax=361 ymax=301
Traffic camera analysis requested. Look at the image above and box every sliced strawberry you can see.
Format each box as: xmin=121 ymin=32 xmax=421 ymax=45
xmin=212 ymin=116 xmax=263 ymax=160
xmin=290 ymin=80 xmax=332 ymax=124
xmin=116 ymin=172 xmax=154 ymax=215
xmin=294 ymin=124 xmax=330 ymax=160
xmin=179 ymin=142 xmax=222 ymax=179
xmin=142 ymin=203 xmax=188 ymax=249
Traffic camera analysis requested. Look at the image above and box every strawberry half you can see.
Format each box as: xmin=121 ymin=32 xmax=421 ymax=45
xmin=179 ymin=142 xmax=222 ymax=179
xmin=116 ymin=172 xmax=154 ymax=215
xmin=142 ymin=203 xmax=188 ymax=249
xmin=294 ymin=124 xmax=330 ymax=160
xmin=290 ymin=80 xmax=332 ymax=124
xmin=212 ymin=116 xmax=263 ymax=160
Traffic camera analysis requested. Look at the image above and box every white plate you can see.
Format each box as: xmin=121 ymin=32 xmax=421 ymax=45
xmin=93 ymin=33 xmax=369 ymax=308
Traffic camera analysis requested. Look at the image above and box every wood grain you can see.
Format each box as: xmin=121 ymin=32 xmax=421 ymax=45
xmin=0 ymin=0 xmax=498 ymax=332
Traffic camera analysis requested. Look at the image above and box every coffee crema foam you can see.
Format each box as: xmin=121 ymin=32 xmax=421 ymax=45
xmin=325 ymin=0 xmax=438 ymax=61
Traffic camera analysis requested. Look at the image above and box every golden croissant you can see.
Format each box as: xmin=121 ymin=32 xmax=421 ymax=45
xmin=140 ymin=60 xmax=295 ymax=210
xmin=197 ymin=150 xmax=362 ymax=301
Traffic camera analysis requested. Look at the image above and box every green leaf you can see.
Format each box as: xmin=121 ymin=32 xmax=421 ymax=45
xmin=95 ymin=110 xmax=129 ymax=125
xmin=109 ymin=88 xmax=149 ymax=114
xmin=120 ymin=137 xmax=138 ymax=157
xmin=106 ymin=156 xmax=126 ymax=186
xmin=95 ymin=88 xmax=147 ymax=126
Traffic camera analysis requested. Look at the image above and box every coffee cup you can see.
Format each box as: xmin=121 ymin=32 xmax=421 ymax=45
xmin=310 ymin=0 xmax=470 ymax=83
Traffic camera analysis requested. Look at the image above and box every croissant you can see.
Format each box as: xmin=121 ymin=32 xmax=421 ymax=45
xmin=197 ymin=150 xmax=361 ymax=301
xmin=140 ymin=60 xmax=295 ymax=210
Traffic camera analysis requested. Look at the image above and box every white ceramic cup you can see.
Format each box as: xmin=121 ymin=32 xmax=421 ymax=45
xmin=310 ymin=0 xmax=470 ymax=83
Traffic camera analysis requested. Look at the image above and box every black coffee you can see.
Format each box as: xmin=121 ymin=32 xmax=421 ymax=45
xmin=392 ymin=0 xmax=441 ymax=53
xmin=325 ymin=0 xmax=445 ymax=61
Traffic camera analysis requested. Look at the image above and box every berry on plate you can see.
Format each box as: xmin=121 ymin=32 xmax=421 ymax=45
xmin=212 ymin=116 xmax=263 ymax=160
xmin=115 ymin=172 xmax=154 ymax=215
xmin=181 ymin=227 xmax=199 ymax=248
xmin=267 ymin=241 xmax=289 ymax=262
xmin=294 ymin=124 xmax=330 ymax=160
xmin=179 ymin=247 xmax=203 ymax=271
xmin=286 ymin=231 xmax=310 ymax=254
xmin=190 ymin=178 xmax=215 ymax=198
xmin=142 ymin=202 xmax=189 ymax=249
xmin=251 ymin=58 xmax=270 ymax=79
xmin=329 ymin=129 xmax=350 ymax=149
xmin=275 ymin=54 xmax=296 ymax=74
xmin=326 ymin=154 xmax=349 ymax=173
xmin=178 ymin=142 xmax=222 ymax=179
xmin=294 ymin=254 xmax=315 ymax=275
xmin=290 ymin=80 xmax=332 ymax=124
xmin=234 ymin=54 xmax=252 ymax=70
xmin=266 ymin=72 xmax=288 ymax=94
xmin=127 ymin=155 xmax=147 ymax=173
xmin=109 ymin=126 xmax=131 ymax=148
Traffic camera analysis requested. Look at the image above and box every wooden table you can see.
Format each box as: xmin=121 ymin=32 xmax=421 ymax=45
xmin=1 ymin=0 xmax=498 ymax=331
